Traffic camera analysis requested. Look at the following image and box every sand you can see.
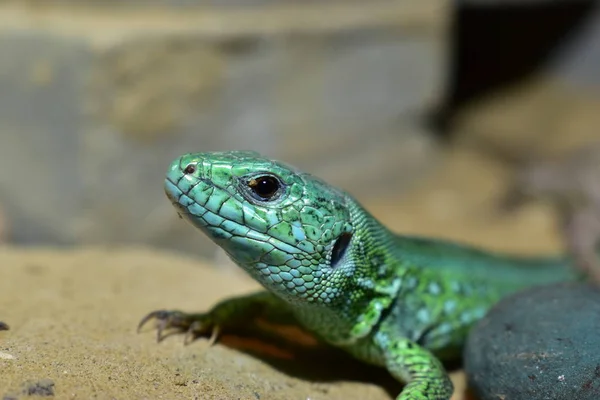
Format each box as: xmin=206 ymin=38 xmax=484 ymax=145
xmin=0 ymin=246 xmax=471 ymax=400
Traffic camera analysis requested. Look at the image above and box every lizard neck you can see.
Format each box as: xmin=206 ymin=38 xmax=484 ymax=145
xmin=287 ymin=197 xmax=406 ymax=346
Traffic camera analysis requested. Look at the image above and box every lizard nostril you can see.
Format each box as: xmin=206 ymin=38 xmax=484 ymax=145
xmin=183 ymin=164 xmax=197 ymax=175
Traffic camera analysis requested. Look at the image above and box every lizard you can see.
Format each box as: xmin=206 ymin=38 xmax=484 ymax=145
xmin=139 ymin=151 xmax=582 ymax=400
xmin=0 ymin=322 xmax=7 ymax=331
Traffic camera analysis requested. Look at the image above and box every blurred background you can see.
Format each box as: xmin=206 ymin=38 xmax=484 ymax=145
xmin=0 ymin=0 xmax=598 ymax=261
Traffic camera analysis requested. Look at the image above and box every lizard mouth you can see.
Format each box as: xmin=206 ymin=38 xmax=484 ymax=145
xmin=164 ymin=176 xmax=213 ymax=222
xmin=164 ymin=177 xmax=195 ymax=215
xmin=164 ymin=178 xmax=180 ymax=203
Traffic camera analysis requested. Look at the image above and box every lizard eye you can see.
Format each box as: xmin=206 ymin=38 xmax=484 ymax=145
xmin=247 ymin=175 xmax=282 ymax=201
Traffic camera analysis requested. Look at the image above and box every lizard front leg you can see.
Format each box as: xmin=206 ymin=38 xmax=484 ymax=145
xmin=376 ymin=332 xmax=454 ymax=400
xmin=138 ymin=291 xmax=297 ymax=343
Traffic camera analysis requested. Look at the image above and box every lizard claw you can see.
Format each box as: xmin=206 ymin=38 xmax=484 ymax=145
xmin=137 ymin=310 xmax=175 ymax=342
xmin=0 ymin=321 xmax=8 ymax=331
xmin=137 ymin=310 xmax=216 ymax=344
xmin=206 ymin=324 xmax=221 ymax=347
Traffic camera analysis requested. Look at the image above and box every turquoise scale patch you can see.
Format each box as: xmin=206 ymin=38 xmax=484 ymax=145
xmin=205 ymin=192 xmax=228 ymax=214
xmin=187 ymin=202 xmax=206 ymax=217
xmin=297 ymin=240 xmax=315 ymax=253
xmin=241 ymin=202 xmax=269 ymax=233
xmin=290 ymin=223 xmax=307 ymax=242
xmin=304 ymin=226 xmax=320 ymax=241
xmin=189 ymin=186 xmax=212 ymax=206
xmin=267 ymin=222 xmax=295 ymax=246
xmin=220 ymin=220 xmax=249 ymax=237
xmin=202 ymin=211 xmax=224 ymax=227
xmin=280 ymin=272 xmax=293 ymax=282
xmin=178 ymin=194 xmax=194 ymax=207
xmin=292 ymin=278 xmax=305 ymax=286
xmin=220 ymin=198 xmax=245 ymax=224
xmin=268 ymin=238 xmax=300 ymax=254
xmin=246 ymin=230 xmax=271 ymax=243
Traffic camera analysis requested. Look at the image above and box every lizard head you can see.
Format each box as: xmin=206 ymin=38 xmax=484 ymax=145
xmin=164 ymin=151 xmax=360 ymax=305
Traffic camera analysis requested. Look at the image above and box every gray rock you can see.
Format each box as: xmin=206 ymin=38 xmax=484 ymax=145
xmin=549 ymin=4 xmax=600 ymax=88
xmin=21 ymin=379 xmax=55 ymax=397
xmin=465 ymin=283 xmax=600 ymax=400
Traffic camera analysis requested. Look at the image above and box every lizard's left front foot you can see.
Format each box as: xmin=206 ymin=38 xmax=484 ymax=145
xmin=398 ymin=382 xmax=452 ymax=400
xmin=0 ymin=321 xmax=8 ymax=331
xmin=378 ymin=335 xmax=453 ymax=400
xmin=137 ymin=310 xmax=217 ymax=344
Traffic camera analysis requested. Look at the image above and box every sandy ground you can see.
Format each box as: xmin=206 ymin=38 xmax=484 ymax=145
xmin=0 ymin=145 xmax=570 ymax=400
xmin=0 ymin=246 xmax=470 ymax=400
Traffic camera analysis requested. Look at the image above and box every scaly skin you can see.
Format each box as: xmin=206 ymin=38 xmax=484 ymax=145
xmin=140 ymin=151 xmax=581 ymax=400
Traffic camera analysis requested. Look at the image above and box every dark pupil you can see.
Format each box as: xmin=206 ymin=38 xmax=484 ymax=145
xmin=250 ymin=176 xmax=279 ymax=199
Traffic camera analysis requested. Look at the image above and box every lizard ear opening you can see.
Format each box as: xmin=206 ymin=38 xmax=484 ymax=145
xmin=330 ymin=232 xmax=352 ymax=269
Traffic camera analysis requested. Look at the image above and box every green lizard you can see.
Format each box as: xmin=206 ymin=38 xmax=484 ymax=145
xmin=139 ymin=151 xmax=581 ymax=400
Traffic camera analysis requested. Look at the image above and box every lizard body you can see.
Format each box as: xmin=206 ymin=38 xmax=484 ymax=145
xmin=141 ymin=151 xmax=581 ymax=400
